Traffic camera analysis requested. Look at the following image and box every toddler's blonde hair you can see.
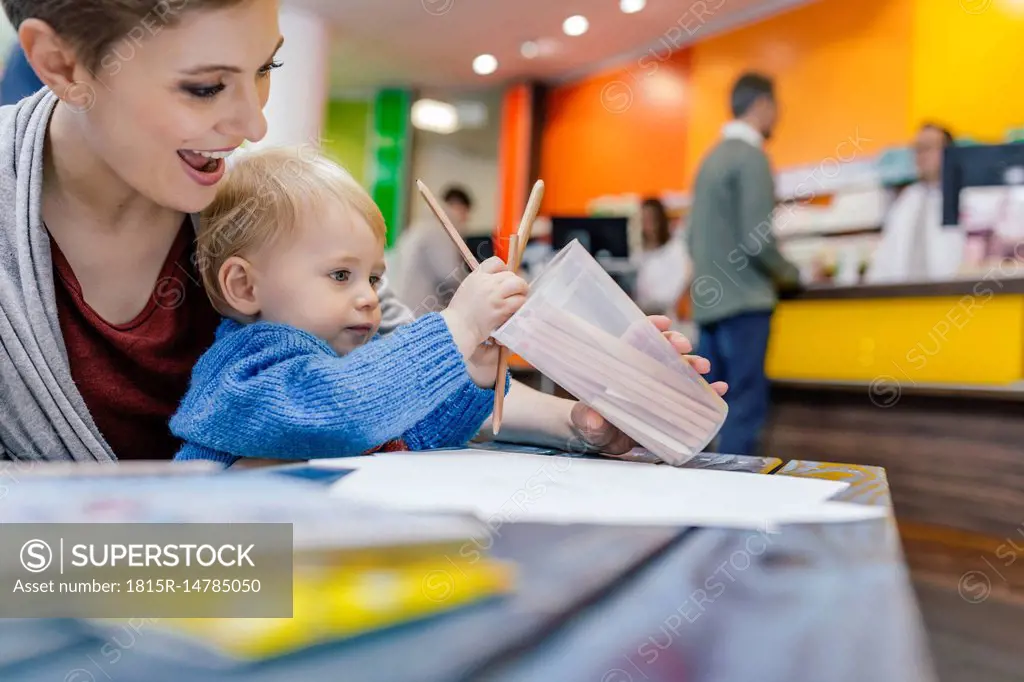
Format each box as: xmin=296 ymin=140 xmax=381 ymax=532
xmin=197 ymin=146 xmax=386 ymax=316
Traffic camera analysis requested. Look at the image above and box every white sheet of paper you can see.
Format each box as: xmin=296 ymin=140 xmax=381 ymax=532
xmin=0 ymin=473 xmax=488 ymax=550
xmin=323 ymin=451 xmax=887 ymax=529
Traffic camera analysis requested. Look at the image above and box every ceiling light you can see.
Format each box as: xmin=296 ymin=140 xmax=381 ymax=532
xmin=472 ymin=53 xmax=498 ymax=75
xmin=620 ymin=0 xmax=646 ymax=13
xmin=562 ymin=15 xmax=589 ymax=37
xmin=411 ymin=99 xmax=459 ymax=134
xmin=520 ymin=40 xmax=540 ymax=59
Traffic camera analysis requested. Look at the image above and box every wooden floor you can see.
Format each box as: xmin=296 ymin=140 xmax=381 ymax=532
xmin=766 ymin=385 xmax=1024 ymax=539
xmin=914 ymin=578 xmax=1024 ymax=682
xmin=766 ymin=385 xmax=1024 ymax=682
xmin=903 ymin=522 xmax=1024 ymax=682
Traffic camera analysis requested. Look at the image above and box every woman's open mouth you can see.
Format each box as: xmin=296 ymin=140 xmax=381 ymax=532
xmin=178 ymin=148 xmax=234 ymax=187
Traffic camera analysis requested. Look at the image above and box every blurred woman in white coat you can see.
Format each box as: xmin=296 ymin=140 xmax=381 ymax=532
xmin=867 ymin=123 xmax=965 ymax=283
xmin=633 ymin=197 xmax=699 ymax=340
xmin=635 ymin=197 xmax=690 ymax=316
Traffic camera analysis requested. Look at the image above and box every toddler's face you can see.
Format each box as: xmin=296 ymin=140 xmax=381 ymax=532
xmin=252 ymin=201 xmax=385 ymax=355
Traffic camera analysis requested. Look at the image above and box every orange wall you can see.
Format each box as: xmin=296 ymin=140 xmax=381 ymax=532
xmin=538 ymin=0 xmax=1024 ymax=214
xmin=540 ymin=49 xmax=691 ymax=215
xmin=540 ymin=0 xmax=918 ymax=214
xmin=496 ymin=84 xmax=532 ymax=261
xmin=684 ymin=0 xmax=915 ymax=180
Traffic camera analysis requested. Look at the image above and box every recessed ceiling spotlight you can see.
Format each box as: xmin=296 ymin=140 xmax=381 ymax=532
xmin=620 ymin=0 xmax=646 ymax=13
xmin=472 ymin=54 xmax=498 ymax=75
xmin=521 ymin=40 xmax=540 ymax=59
xmin=411 ymin=99 xmax=459 ymax=134
xmin=562 ymin=15 xmax=589 ymax=37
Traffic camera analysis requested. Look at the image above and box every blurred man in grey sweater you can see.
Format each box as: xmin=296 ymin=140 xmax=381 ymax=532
xmin=687 ymin=72 xmax=800 ymax=456
xmin=391 ymin=186 xmax=474 ymax=317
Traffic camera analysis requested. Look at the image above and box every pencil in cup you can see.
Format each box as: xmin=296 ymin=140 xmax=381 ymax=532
xmin=492 ymin=240 xmax=728 ymax=465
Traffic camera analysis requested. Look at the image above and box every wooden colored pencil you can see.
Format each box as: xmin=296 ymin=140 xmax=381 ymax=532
xmin=492 ymin=180 xmax=545 ymax=435
xmin=514 ymin=180 xmax=545 ymax=264
xmin=491 ymin=234 xmax=519 ymax=434
xmin=415 ymin=179 xmax=479 ymax=270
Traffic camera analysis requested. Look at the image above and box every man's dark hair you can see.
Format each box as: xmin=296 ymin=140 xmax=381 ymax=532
xmin=921 ymin=122 xmax=954 ymax=146
xmin=442 ymin=186 xmax=472 ymax=210
xmin=730 ymin=72 xmax=774 ymax=118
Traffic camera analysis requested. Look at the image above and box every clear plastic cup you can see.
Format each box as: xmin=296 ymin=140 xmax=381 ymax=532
xmin=493 ymin=240 xmax=728 ymax=465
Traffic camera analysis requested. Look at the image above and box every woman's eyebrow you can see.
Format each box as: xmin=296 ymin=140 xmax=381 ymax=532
xmin=179 ymin=36 xmax=285 ymax=76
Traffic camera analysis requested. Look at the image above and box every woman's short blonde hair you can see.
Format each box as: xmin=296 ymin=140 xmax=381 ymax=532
xmin=197 ymin=146 xmax=386 ymax=316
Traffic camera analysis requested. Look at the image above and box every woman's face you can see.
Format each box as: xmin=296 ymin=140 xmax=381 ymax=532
xmin=641 ymin=205 xmax=658 ymax=242
xmin=913 ymin=127 xmax=946 ymax=185
xmin=71 ymin=0 xmax=282 ymax=213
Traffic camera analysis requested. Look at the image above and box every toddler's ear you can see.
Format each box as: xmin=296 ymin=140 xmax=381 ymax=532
xmin=219 ymin=256 xmax=260 ymax=317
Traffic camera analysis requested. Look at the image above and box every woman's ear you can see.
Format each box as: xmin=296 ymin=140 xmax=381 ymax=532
xmin=18 ymin=19 xmax=94 ymax=111
xmin=219 ymin=256 xmax=261 ymax=318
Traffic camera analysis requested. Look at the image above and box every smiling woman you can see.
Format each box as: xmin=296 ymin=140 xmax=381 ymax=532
xmin=0 ymin=0 xmax=285 ymax=462
xmin=0 ymin=0 xmax=723 ymax=465
xmin=17 ymin=0 xmax=282 ymax=214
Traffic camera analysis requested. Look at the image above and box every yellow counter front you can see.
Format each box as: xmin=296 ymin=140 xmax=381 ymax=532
xmin=761 ymin=278 xmax=1024 ymax=593
xmin=767 ymin=278 xmax=1024 ymax=387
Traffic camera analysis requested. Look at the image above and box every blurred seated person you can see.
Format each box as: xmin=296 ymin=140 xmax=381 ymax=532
xmin=866 ymin=123 xmax=965 ymax=283
xmin=634 ymin=198 xmax=689 ymax=316
xmin=390 ymin=185 xmax=473 ymax=317
xmin=0 ymin=44 xmax=44 ymax=105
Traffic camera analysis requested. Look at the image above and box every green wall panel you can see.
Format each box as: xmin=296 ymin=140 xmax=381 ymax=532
xmin=370 ymin=89 xmax=412 ymax=247
xmin=322 ymin=99 xmax=371 ymax=187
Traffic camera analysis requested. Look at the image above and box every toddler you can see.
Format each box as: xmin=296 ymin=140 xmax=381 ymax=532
xmin=171 ymin=148 xmax=527 ymax=466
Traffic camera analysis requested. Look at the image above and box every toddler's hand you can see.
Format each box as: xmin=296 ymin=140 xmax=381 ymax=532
xmin=441 ymin=257 xmax=528 ymax=356
xmin=465 ymin=340 xmax=502 ymax=389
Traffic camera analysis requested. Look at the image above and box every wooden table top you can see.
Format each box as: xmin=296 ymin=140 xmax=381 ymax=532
xmin=482 ymin=449 xmax=934 ymax=682
xmin=0 ymin=450 xmax=935 ymax=682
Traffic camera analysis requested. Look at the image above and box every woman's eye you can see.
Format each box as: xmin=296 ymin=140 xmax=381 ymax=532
xmin=258 ymin=61 xmax=283 ymax=77
xmin=330 ymin=270 xmax=350 ymax=282
xmin=184 ymin=84 xmax=225 ymax=99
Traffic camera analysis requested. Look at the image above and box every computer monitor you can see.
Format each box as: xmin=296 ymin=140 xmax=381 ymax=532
xmin=550 ymin=216 xmax=630 ymax=260
xmin=942 ymin=143 xmax=1024 ymax=225
xmin=463 ymin=235 xmax=495 ymax=262
xmin=462 ymin=235 xmax=550 ymax=264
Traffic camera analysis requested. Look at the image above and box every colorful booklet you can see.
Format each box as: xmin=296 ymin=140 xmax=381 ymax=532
xmin=4 ymin=471 xmax=516 ymax=661
xmin=144 ymin=554 xmax=514 ymax=660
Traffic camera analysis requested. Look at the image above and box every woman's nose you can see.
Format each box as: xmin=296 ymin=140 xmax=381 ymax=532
xmin=242 ymin=107 xmax=269 ymax=144
xmin=226 ymin=86 xmax=269 ymax=144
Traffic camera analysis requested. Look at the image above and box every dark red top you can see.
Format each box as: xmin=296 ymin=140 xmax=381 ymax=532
xmin=51 ymin=224 xmax=222 ymax=461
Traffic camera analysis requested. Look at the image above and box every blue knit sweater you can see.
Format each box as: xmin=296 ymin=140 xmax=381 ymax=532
xmin=170 ymin=313 xmax=504 ymax=467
